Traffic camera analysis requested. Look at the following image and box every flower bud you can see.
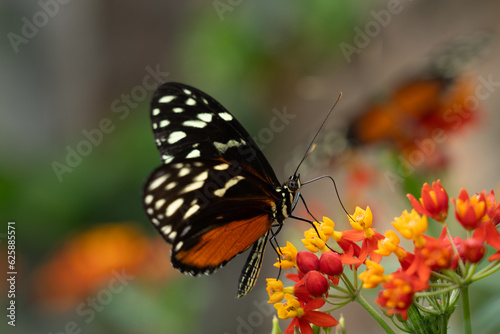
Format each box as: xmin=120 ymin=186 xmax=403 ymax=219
xmin=296 ymin=251 xmax=319 ymax=273
xmin=304 ymin=270 xmax=329 ymax=297
xmin=457 ymin=238 xmax=486 ymax=263
xmin=319 ymin=251 xmax=343 ymax=276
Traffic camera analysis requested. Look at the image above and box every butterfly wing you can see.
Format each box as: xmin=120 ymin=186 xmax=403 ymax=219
xmin=144 ymin=82 xmax=285 ymax=286
xmin=144 ymin=160 xmax=278 ymax=275
xmin=150 ymin=82 xmax=279 ymax=186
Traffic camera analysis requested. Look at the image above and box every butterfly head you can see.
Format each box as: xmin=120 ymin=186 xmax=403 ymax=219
xmin=285 ymin=174 xmax=301 ymax=193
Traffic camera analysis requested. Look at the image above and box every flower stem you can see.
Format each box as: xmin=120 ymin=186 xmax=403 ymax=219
xmin=461 ymin=286 xmax=471 ymax=334
xmin=355 ymin=293 xmax=396 ymax=334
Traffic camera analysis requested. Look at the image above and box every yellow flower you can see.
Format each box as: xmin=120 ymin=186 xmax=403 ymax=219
xmin=349 ymin=206 xmax=375 ymax=238
xmin=375 ymin=230 xmax=400 ymax=256
xmin=274 ymin=293 xmax=303 ymax=319
xmin=273 ymin=241 xmax=298 ymax=269
xmin=266 ymin=279 xmax=284 ymax=303
xmin=392 ymin=209 xmax=428 ymax=248
xmin=319 ymin=217 xmax=335 ymax=236
xmin=302 ymin=227 xmax=328 ymax=253
xmin=359 ymin=260 xmax=389 ymax=289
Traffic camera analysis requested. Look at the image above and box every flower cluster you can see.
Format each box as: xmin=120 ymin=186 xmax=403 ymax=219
xmin=267 ymin=180 xmax=500 ymax=333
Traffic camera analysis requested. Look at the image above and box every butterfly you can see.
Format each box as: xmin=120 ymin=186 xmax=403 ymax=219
xmin=143 ymin=82 xmax=304 ymax=298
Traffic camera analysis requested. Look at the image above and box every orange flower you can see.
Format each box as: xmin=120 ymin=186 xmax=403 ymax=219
xmin=407 ymin=180 xmax=449 ymax=223
xmin=32 ymin=223 xmax=169 ymax=312
xmin=452 ymin=189 xmax=487 ymax=230
xmin=375 ymin=271 xmax=418 ymax=320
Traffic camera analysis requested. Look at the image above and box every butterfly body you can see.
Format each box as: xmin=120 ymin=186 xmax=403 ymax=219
xmin=143 ymin=82 xmax=300 ymax=296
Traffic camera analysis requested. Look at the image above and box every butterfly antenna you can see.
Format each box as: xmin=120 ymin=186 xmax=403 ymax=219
xmin=293 ymin=92 xmax=343 ymax=177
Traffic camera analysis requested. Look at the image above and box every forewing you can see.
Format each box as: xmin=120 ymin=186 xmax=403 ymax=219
xmin=150 ymin=82 xmax=279 ymax=186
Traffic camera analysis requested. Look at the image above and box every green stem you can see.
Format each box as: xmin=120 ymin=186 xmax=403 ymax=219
xmin=355 ymin=293 xmax=396 ymax=334
xmin=461 ymin=286 xmax=471 ymax=334
xmin=440 ymin=313 xmax=447 ymax=334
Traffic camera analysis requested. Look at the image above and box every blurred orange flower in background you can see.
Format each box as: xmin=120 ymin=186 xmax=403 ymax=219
xmin=32 ymin=223 xmax=173 ymax=312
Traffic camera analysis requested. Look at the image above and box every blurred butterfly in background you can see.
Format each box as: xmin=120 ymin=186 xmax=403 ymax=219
xmin=143 ymin=82 xmax=309 ymax=298
xmin=347 ymin=30 xmax=492 ymax=156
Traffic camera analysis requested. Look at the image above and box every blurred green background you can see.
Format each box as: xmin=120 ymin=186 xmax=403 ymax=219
xmin=1 ymin=0 xmax=500 ymax=333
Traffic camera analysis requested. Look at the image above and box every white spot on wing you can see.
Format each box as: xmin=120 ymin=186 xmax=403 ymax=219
xmin=165 ymin=182 xmax=177 ymax=190
xmin=186 ymin=149 xmax=201 ymax=158
xmin=161 ymin=225 xmax=172 ymax=235
xmin=174 ymin=241 xmax=184 ymax=252
xmin=148 ymin=174 xmax=169 ymax=190
xmin=168 ymin=131 xmax=186 ymax=144
xmin=151 ymin=218 xmax=160 ymax=225
xmin=214 ymin=175 xmax=245 ymax=197
xmin=154 ymin=199 xmax=166 ymax=210
xmin=146 ymin=208 xmax=154 ymax=215
xmin=166 ymin=198 xmax=184 ymax=217
xmin=214 ymin=139 xmax=242 ymax=154
xmin=162 ymin=155 xmax=174 ymax=163
xmin=193 ymin=171 xmax=209 ymax=182
xmin=186 ymin=98 xmax=196 ymax=106
xmin=183 ymin=120 xmax=207 ymax=128
xmin=159 ymin=95 xmax=175 ymax=103
xmin=160 ymin=120 xmax=170 ymax=128
xmin=152 ymin=108 xmax=161 ymax=116
xmin=180 ymin=181 xmax=204 ymax=194
xmin=173 ymin=107 xmax=184 ymax=113
xmin=178 ymin=167 xmax=191 ymax=177
xmin=183 ymin=205 xmax=200 ymax=219
xmin=214 ymin=164 xmax=229 ymax=170
xmin=152 ymin=123 xmax=158 ymax=129
xmin=168 ymin=231 xmax=177 ymax=241
xmin=219 ymin=112 xmax=233 ymax=121
xmin=198 ymin=113 xmax=213 ymax=122
xmin=144 ymin=194 xmax=154 ymax=205
xmin=183 ymin=89 xmax=192 ymax=95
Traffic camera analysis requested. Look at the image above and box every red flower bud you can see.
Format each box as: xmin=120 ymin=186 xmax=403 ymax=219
xmin=457 ymin=238 xmax=486 ymax=263
xmin=304 ymin=270 xmax=329 ymax=297
xmin=296 ymin=251 xmax=319 ymax=273
xmin=319 ymin=251 xmax=343 ymax=276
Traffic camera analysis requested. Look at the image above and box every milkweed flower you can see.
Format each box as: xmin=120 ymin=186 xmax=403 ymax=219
xmin=375 ymin=271 xmax=419 ymax=320
xmin=302 ymin=225 xmax=328 ymax=253
xmin=348 ymin=206 xmax=384 ymax=264
xmin=392 ymin=209 xmax=428 ymax=248
xmin=359 ymin=260 xmax=390 ymax=289
xmin=274 ymin=294 xmax=338 ymax=334
xmin=274 ymin=241 xmax=298 ymax=269
xmin=407 ymin=179 xmax=449 ymax=223
xmin=452 ymin=189 xmax=487 ymax=230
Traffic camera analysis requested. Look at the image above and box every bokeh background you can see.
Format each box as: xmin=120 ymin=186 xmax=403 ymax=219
xmin=1 ymin=0 xmax=500 ymax=333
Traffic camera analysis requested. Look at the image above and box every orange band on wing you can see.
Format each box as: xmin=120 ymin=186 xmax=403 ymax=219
xmin=175 ymin=215 xmax=272 ymax=269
